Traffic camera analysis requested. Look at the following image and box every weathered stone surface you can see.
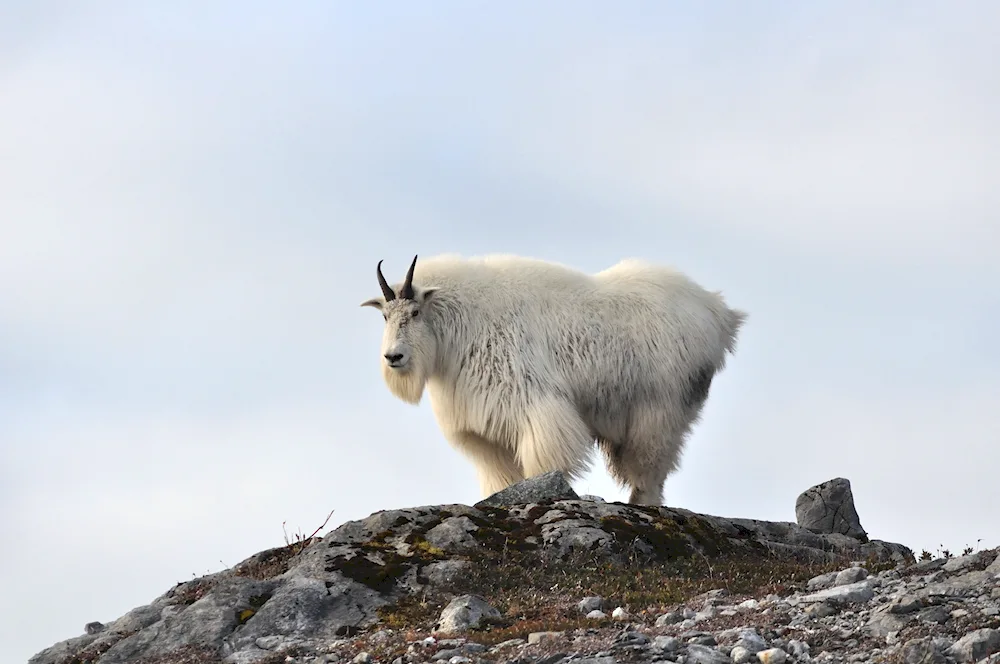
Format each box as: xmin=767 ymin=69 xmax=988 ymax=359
xmin=795 ymin=579 xmax=875 ymax=605
xmin=424 ymin=516 xmax=481 ymax=552
xmin=99 ymin=577 xmax=281 ymax=664
xmin=919 ymin=604 xmax=952 ymax=624
xmin=577 ymin=596 xmax=604 ymax=614
xmin=655 ymin=609 xmax=688 ymax=626
xmin=422 ymin=559 xmax=474 ymax=587
xmin=888 ymin=593 xmax=927 ymax=614
xmin=901 ymin=637 xmax=947 ymax=664
xmin=757 ymin=648 xmax=788 ymax=664
xmin=805 ymin=601 xmax=838 ymax=618
xmin=26 ymin=634 xmax=97 ymax=664
xmin=835 ymin=566 xmax=868 ymax=585
xmin=947 ymin=628 xmax=1000 ymax=662
xmin=227 ymin=575 xmax=383 ymax=650
xmin=729 ymin=645 xmax=752 ymax=662
xmin=685 ymin=643 xmax=731 ymax=663
xmin=807 ymin=571 xmax=838 ymax=590
xmin=106 ymin=601 xmax=169 ymax=635
xmin=652 ymin=635 xmax=681 ymax=652
xmin=795 ymin=477 xmax=868 ymax=541
xmin=433 ymin=595 xmax=501 ymax=634
xmin=923 ymin=570 xmax=994 ymax=598
xmin=786 ymin=640 xmax=809 ymax=658
xmin=526 ymin=630 xmax=563 ymax=644
xmin=942 ymin=550 xmax=988 ymax=573
xmin=474 ymin=470 xmax=579 ymax=507
xmin=736 ymin=627 xmax=768 ymax=653
xmin=579 ymin=494 xmax=606 ymax=503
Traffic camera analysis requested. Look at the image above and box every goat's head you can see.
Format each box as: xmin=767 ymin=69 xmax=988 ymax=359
xmin=360 ymin=255 xmax=439 ymax=403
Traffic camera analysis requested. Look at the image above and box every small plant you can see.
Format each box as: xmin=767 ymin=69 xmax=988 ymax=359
xmin=231 ymin=508 xmax=337 ymax=581
xmin=960 ymin=539 xmax=982 ymax=557
xmin=283 ymin=508 xmax=336 ymax=547
xmin=917 ymin=540 xmax=986 ymax=563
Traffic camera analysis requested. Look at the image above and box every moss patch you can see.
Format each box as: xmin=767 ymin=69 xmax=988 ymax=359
xmin=326 ymin=531 xmax=450 ymax=593
xmin=327 ymin=550 xmax=411 ymax=594
xmin=598 ymin=514 xmax=697 ymax=558
xmin=460 ymin=504 xmax=592 ymax=553
xmin=448 ymin=503 xmax=738 ymax=567
xmin=412 ymin=541 xmax=447 ymax=558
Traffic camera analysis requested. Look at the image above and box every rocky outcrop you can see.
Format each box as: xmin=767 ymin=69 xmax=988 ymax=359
xmin=30 ymin=475 xmax=922 ymax=664
xmin=474 ymin=470 xmax=579 ymax=508
xmin=795 ymin=478 xmax=868 ymax=542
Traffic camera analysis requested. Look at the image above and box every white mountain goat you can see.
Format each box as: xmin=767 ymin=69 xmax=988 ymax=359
xmin=360 ymin=254 xmax=746 ymax=506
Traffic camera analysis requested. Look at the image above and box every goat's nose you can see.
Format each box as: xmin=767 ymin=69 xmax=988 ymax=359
xmin=384 ymin=352 xmax=404 ymax=363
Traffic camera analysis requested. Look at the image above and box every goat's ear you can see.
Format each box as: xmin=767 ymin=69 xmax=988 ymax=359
xmin=420 ymin=287 xmax=440 ymax=304
xmin=360 ymin=297 xmax=384 ymax=311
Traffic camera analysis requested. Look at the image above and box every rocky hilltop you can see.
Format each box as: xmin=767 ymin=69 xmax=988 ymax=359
xmin=30 ymin=475 xmax=1000 ymax=664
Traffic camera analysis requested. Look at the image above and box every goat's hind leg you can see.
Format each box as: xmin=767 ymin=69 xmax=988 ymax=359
xmin=605 ymin=366 xmax=717 ymax=506
xmin=598 ymin=438 xmax=675 ymax=506
xmin=599 ymin=405 xmax=687 ymax=506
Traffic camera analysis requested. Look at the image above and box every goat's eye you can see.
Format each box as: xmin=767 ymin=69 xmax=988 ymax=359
xmin=412 ymin=309 xmax=420 ymax=318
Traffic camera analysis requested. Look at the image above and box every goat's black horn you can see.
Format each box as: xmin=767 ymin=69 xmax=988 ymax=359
xmin=400 ymin=254 xmax=418 ymax=300
xmin=376 ymin=260 xmax=396 ymax=301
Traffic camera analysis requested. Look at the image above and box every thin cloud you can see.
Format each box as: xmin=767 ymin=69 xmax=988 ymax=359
xmin=471 ymin=6 xmax=1000 ymax=265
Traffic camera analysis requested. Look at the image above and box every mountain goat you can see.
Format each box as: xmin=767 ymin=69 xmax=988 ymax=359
xmin=360 ymin=254 xmax=746 ymax=506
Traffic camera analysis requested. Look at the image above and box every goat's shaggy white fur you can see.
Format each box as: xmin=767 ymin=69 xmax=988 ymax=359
xmin=361 ymin=254 xmax=746 ymax=506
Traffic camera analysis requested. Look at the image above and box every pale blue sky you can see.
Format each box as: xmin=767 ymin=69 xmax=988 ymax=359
xmin=3 ymin=2 xmax=998 ymax=662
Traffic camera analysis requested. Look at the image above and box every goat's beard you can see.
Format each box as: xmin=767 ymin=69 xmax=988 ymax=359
xmin=382 ymin=358 xmax=430 ymax=405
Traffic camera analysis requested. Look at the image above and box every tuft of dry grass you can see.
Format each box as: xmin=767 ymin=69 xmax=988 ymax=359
xmin=53 ymin=630 xmax=139 ymax=664
xmin=232 ymin=540 xmax=313 ymax=580
xmin=165 ymin=578 xmax=218 ymax=606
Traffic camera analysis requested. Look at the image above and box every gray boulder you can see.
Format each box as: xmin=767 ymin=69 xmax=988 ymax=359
xmin=947 ymin=628 xmax=1000 ymax=662
xmin=474 ymin=470 xmax=579 ymax=507
xmin=795 ymin=477 xmax=868 ymax=541
xmin=901 ymin=637 xmax=947 ymax=664
xmin=433 ymin=594 xmax=501 ymax=634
